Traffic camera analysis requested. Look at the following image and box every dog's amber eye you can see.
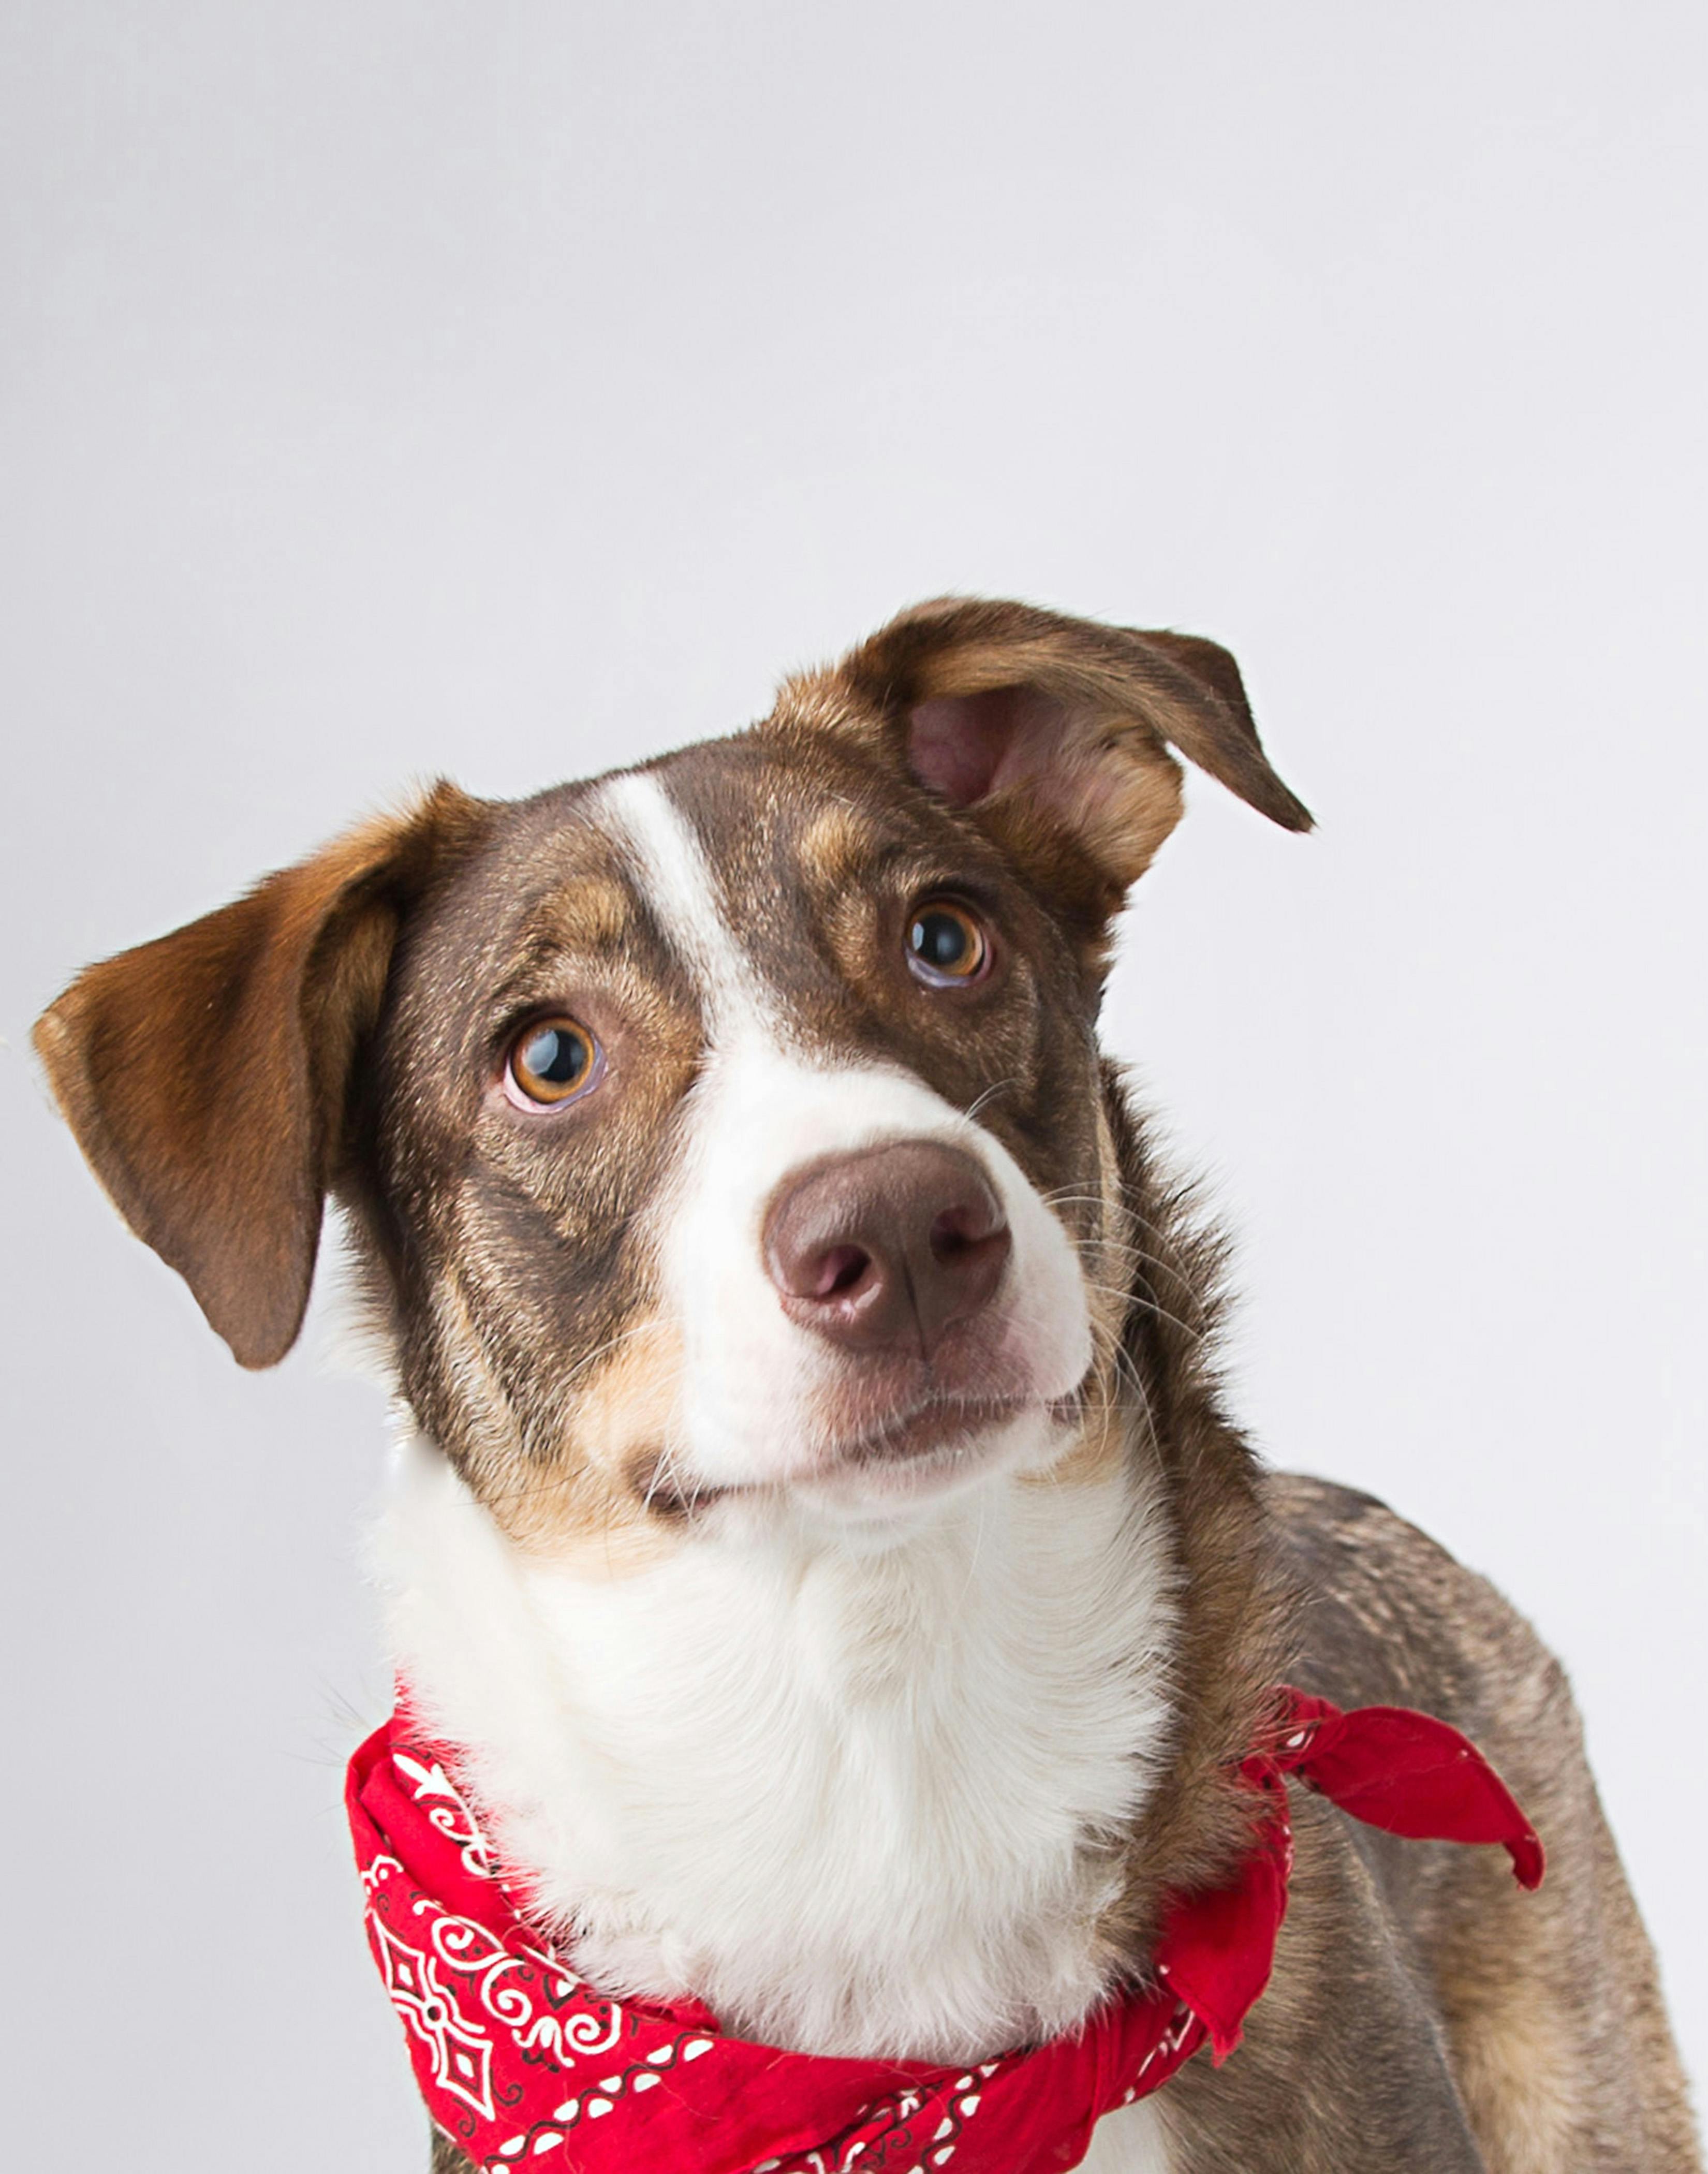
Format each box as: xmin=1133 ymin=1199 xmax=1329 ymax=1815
xmin=906 ymin=899 xmax=990 ymax=987
xmin=506 ymin=1017 xmax=601 ymax=1107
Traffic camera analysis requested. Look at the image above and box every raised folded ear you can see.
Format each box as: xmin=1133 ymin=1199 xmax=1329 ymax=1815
xmin=32 ymin=782 xmax=485 ymax=1369
xmin=822 ymin=596 xmax=1311 ymax=907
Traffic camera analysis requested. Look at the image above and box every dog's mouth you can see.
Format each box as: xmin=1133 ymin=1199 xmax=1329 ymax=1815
xmin=634 ymin=1387 xmax=1082 ymax=1520
xmin=835 ymin=1391 xmax=1029 ymax=1465
xmin=799 ymin=1393 xmax=1050 ymax=1508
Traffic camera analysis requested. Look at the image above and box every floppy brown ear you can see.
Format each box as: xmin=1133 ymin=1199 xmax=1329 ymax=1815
xmin=822 ymin=596 xmax=1311 ymax=905
xmin=32 ymin=782 xmax=484 ymax=1369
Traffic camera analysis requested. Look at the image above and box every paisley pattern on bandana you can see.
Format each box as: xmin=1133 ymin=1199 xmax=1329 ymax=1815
xmin=347 ymin=1690 xmax=1542 ymax=2174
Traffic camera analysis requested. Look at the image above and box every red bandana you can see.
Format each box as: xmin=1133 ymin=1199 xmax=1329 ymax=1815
xmin=346 ymin=1689 xmax=1542 ymax=2173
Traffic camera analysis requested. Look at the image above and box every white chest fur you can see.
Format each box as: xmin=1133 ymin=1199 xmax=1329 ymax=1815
xmin=379 ymin=1430 xmax=1176 ymax=2068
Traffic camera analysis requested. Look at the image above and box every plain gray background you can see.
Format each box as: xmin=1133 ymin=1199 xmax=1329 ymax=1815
xmin=3 ymin=3 xmax=1703 ymax=2161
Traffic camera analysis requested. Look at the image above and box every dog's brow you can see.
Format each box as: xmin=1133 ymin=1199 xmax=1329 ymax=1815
xmin=485 ymin=886 xmax=638 ymax=1006
xmin=594 ymin=769 xmax=777 ymax=1041
xmin=538 ymin=873 xmax=635 ymax=948
xmin=797 ymin=802 xmax=881 ymax=889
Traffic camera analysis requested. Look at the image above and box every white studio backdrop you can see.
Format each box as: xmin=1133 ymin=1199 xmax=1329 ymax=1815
xmin=2 ymin=4 xmax=1702 ymax=2163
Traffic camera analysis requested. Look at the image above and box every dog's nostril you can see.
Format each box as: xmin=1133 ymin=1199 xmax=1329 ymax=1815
xmin=816 ymin=1244 xmax=871 ymax=1299
xmin=929 ymin=1204 xmax=998 ymax=1261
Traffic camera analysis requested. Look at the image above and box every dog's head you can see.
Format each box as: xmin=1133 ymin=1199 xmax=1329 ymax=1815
xmin=35 ymin=599 xmax=1308 ymax=1556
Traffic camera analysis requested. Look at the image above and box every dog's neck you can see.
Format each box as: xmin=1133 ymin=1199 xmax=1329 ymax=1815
xmin=379 ymin=1421 xmax=1180 ymax=2063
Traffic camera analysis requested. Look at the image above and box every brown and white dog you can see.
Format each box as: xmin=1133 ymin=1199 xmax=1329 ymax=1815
xmin=35 ymin=599 xmax=1698 ymax=2171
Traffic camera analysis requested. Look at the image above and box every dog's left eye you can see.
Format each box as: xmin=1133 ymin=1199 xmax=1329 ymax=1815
xmin=906 ymin=898 xmax=990 ymax=987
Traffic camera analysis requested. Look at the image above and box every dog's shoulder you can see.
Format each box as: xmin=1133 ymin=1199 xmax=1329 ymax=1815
xmin=1262 ymin=1469 xmax=1569 ymax=1744
xmin=1247 ymin=1474 xmax=1699 ymax=2169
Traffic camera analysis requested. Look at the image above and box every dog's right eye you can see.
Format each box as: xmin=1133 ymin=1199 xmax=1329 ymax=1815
xmin=504 ymin=1017 xmax=602 ymax=1109
xmin=906 ymin=898 xmax=991 ymax=988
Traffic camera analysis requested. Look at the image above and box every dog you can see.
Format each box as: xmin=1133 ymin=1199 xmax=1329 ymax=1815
xmin=35 ymin=598 xmax=1698 ymax=2172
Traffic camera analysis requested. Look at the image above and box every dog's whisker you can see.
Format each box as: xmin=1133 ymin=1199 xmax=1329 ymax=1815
xmin=1084 ymin=1314 xmax=1161 ymax=1455
xmin=557 ymin=1318 xmax=669 ymax=1393
xmin=1075 ymin=1275 xmax=1206 ymax=1346
xmin=963 ymin=1075 xmax=1023 ymax=1124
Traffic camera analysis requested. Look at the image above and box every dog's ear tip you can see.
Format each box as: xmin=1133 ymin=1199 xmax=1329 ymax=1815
xmin=200 ymin=1259 xmax=313 ymax=1370
xmin=30 ymin=983 xmax=108 ymax=1158
xmin=1190 ymin=756 xmax=1312 ymax=839
xmin=226 ymin=1328 xmax=297 ymax=1371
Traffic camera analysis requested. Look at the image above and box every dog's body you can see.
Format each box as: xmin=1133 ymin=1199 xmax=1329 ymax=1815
xmin=36 ymin=600 xmax=1697 ymax=2170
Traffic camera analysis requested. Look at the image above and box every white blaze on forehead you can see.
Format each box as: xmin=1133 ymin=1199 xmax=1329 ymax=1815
xmin=594 ymin=768 xmax=777 ymax=1041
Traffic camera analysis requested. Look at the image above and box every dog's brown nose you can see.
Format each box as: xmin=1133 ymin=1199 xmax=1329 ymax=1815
xmin=763 ymin=1141 xmax=1011 ymax=1358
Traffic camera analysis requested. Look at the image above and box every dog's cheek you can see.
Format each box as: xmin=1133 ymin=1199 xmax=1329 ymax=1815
xmin=497 ymin=1314 xmax=695 ymax=1566
xmin=1072 ymin=1101 xmax=1137 ymax=1428
xmin=569 ymin=1313 xmax=690 ymax=1505
xmin=390 ymin=1160 xmax=689 ymax=1562
xmin=1014 ymin=1107 xmax=1136 ymax=1492
xmin=1086 ymin=1098 xmax=1135 ymax=1352
xmin=428 ymin=1295 xmax=695 ymax=1567
xmin=970 ymin=1039 xmax=1106 ymax=1253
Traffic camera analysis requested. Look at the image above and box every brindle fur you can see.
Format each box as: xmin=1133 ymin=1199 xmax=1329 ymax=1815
xmin=33 ymin=599 xmax=1697 ymax=2171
